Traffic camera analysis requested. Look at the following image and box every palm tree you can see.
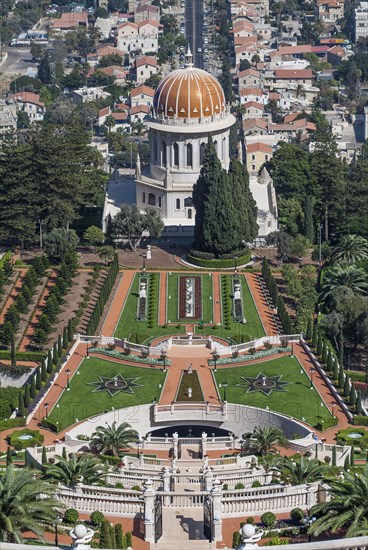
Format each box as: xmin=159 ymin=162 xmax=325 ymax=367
xmin=90 ymin=421 xmax=139 ymax=457
xmin=331 ymin=234 xmax=368 ymax=265
xmin=0 ymin=466 xmax=58 ymax=542
xmin=44 ymin=453 xmax=104 ymax=488
xmin=261 ymin=454 xmax=284 ymax=473
xmin=281 ymin=457 xmax=329 ymax=485
xmin=241 ymin=426 xmax=288 ymax=457
xmin=320 ymin=265 xmax=368 ymax=302
xmin=309 ymin=465 xmax=368 ymax=537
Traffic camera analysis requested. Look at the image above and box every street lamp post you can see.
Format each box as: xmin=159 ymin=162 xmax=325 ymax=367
xmin=310 ymin=368 xmax=315 ymax=389
xmin=161 ymin=350 xmax=167 ymax=371
xmin=290 ymin=339 xmax=294 ymax=358
xmin=233 ymin=256 xmax=238 ymax=273
xmin=66 ymin=368 xmax=71 ymax=390
xmin=318 ymin=223 xmax=322 ymax=268
xmin=331 ymin=402 xmax=337 ymax=417
xmin=221 ymin=382 xmax=228 ymax=402
xmin=137 ymin=439 xmax=141 ymax=458
xmin=86 ymin=341 xmax=90 ymax=359
xmin=38 ymin=219 xmax=44 ymax=251
xmin=44 ymin=402 xmax=49 ymax=418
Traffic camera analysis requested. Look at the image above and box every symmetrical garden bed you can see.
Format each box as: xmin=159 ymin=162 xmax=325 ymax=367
xmin=175 ymin=370 xmax=204 ymax=402
xmin=179 ymin=276 xmax=202 ymax=319
xmin=167 ymin=273 xmax=213 ymax=323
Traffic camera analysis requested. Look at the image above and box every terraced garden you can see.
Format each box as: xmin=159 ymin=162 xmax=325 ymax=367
xmin=167 ymin=273 xmax=214 ymax=324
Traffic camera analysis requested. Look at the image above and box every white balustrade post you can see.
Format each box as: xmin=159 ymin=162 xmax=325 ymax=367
xmin=211 ymin=478 xmax=222 ymax=542
xmin=172 ymin=432 xmax=178 ymax=458
xmin=143 ymin=479 xmax=156 ymax=543
xmin=204 ymin=469 xmax=214 ymax=491
xmin=201 ymin=431 xmax=207 ymax=457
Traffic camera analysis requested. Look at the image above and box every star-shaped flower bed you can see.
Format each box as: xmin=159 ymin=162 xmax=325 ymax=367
xmin=87 ymin=374 xmax=144 ymax=397
xmin=236 ymin=372 xmax=291 ymax=396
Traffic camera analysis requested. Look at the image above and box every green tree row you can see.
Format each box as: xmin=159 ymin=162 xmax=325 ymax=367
xmin=262 ymin=258 xmax=294 ymax=334
xmin=99 ymin=520 xmax=132 ymax=549
xmin=86 ymin=255 xmax=119 ymax=335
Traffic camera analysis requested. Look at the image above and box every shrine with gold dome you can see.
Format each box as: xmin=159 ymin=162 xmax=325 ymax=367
xmin=135 ymin=49 xmax=237 ymax=228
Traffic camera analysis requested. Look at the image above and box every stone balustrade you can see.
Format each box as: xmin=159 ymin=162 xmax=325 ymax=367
xmin=153 ymin=401 xmax=227 ymax=422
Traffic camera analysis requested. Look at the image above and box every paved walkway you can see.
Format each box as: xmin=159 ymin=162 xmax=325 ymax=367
xmin=212 ymin=273 xmax=221 ymax=324
xmin=101 ymin=271 xmax=134 ymax=337
xmin=245 ymin=272 xmax=278 ymax=336
xmin=158 ymin=271 xmax=167 ymax=325
xmin=0 ymin=269 xmax=26 ymax=324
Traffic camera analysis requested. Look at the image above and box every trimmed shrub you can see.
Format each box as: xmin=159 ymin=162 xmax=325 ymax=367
xmin=187 ymin=250 xmax=251 ymax=268
xmin=235 ymin=482 xmax=245 ymax=490
xmin=41 ymin=417 xmax=59 ymax=432
xmin=9 ymin=429 xmax=44 ymax=450
xmin=90 ymin=511 xmax=105 ymax=526
xmin=290 ymin=508 xmax=304 ymax=524
xmin=64 ymin=508 xmax=79 ymax=524
xmin=261 ymin=512 xmax=276 ymax=528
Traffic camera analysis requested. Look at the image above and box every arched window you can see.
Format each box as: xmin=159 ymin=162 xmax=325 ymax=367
xmin=142 ymin=192 xmax=146 ymax=203
xmin=213 ymin=140 xmax=218 ymax=155
xmin=173 ymin=143 xmax=179 ymax=167
xmin=148 ymin=193 xmax=156 ymax=206
xmin=186 ymin=143 xmax=193 ymax=167
xmin=222 ymin=137 xmax=226 ymax=160
xmin=187 ymin=208 xmax=192 ymax=219
xmin=158 ymin=196 xmax=162 ymax=208
xmin=200 ymin=142 xmax=206 ymax=164
xmin=162 ymin=141 xmax=167 ymax=166
xmin=176 ymin=198 xmax=181 ymax=210
xmin=184 ymin=197 xmax=193 ymax=207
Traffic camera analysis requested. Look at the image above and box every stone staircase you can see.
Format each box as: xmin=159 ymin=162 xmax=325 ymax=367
xmin=155 ymin=540 xmax=213 ymax=550
xmin=154 ymin=508 xmax=212 ymax=550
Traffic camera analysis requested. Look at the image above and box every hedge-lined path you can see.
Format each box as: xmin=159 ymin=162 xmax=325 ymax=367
xmin=101 ymin=271 xmax=134 ymax=337
xmin=158 ymin=271 xmax=167 ymax=325
xmin=0 ymin=269 xmax=27 ymax=324
xmin=159 ymin=345 xmax=220 ymax=405
xmin=212 ymin=273 xmax=222 ymax=324
xmin=0 ymin=360 xmax=38 ymax=367
xmin=18 ymin=270 xmax=57 ymax=352
xmin=245 ymin=272 xmax=278 ymax=336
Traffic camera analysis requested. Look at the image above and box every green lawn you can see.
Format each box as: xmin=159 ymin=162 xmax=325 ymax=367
xmin=114 ymin=272 xmax=185 ymax=344
xmin=48 ymin=358 xmax=166 ymax=430
xmin=214 ymin=357 xmax=332 ymax=428
xmin=175 ymin=370 xmax=204 ymax=402
xmin=167 ymin=273 xmax=214 ymax=323
xmin=218 ymin=275 xmax=265 ymax=343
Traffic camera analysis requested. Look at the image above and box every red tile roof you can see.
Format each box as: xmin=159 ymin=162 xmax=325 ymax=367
xmin=130 ymin=85 xmax=155 ymax=98
xmin=136 ymin=55 xmax=157 ymax=67
xmin=129 ymin=105 xmax=150 ymax=114
xmin=247 ymin=142 xmax=272 ymax=153
xmin=10 ymin=92 xmax=44 ymax=107
xmin=275 ymin=69 xmax=313 ymax=79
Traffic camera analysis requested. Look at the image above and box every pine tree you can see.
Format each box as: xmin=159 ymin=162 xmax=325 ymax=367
xmin=41 ymin=359 xmax=47 ymax=382
xmin=344 ymin=375 xmax=350 ymax=397
xmin=332 ymin=445 xmax=337 ymax=466
xmin=36 ymin=368 xmax=42 ymax=391
xmin=350 ymin=446 xmax=355 ymax=467
xmin=114 ymin=525 xmax=124 ymax=549
xmin=24 ymin=384 xmax=30 ymax=407
xmin=338 ymin=367 xmax=345 ymax=390
xmin=306 ymin=318 xmax=313 ymax=341
xmin=6 ymin=447 xmax=12 ymax=466
xmin=47 ymin=350 xmax=53 ymax=374
xmin=18 ymin=392 xmax=25 ymax=417
xmin=312 ymin=324 xmax=318 ymax=348
xmin=30 ymin=374 xmax=36 ymax=398
xmin=316 ymin=333 xmax=323 ymax=356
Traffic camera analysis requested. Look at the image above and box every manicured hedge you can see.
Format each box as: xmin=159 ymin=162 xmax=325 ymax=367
xmin=9 ymin=428 xmax=44 ymax=450
xmin=0 ymin=387 xmax=23 ymax=421
xmin=346 ymin=371 xmax=366 ymax=383
xmin=0 ymin=351 xmax=45 ymax=362
xmin=187 ymin=250 xmax=251 ymax=268
xmin=86 ymin=255 xmax=119 ymax=335
xmin=353 ymin=415 xmax=368 ymax=426
xmin=262 ymin=257 xmax=293 ymax=333
xmin=0 ymin=417 xmax=26 ymax=431
xmin=41 ymin=417 xmax=58 ymax=432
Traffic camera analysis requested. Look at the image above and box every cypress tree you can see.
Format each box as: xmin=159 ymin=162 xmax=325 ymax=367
xmin=24 ymin=383 xmax=30 ymax=407
xmin=109 ymin=524 xmax=116 ymax=549
xmin=327 ymin=349 xmax=334 ymax=372
xmin=356 ymin=389 xmax=362 ymax=415
xmin=41 ymin=359 xmax=47 ymax=382
xmin=338 ymin=367 xmax=345 ymax=390
xmin=36 ymin=368 xmax=42 ymax=391
xmin=41 ymin=446 xmax=47 ymax=465
xmin=333 ymin=357 xmax=339 ymax=381
xmin=228 ymin=158 xmax=258 ymax=246
xmin=344 ymin=375 xmax=350 ymax=397
xmin=332 ymin=445 xmax=337 ymax=466
xmin=10 ymin=337 xmax=16 ymax=367
xmin=6 ymin=446 xmax=12 ymax=466
xmin=62 ymin=446 xmax=67 ymax=460
xmin=312 ymin=324 xmax=318 ymax=348
xmin=350 ymin=446 xmax=355 ymax=467
xmin=30 ymin=374 xmax=36 ymax=398
xmin=316 ymin=333 xmax=323 ymax=356
xmin=53 ymin=342 xmax=58 ymax=365
xmin=99 ymin=521 xmax=112 ymax=549
xmin=114 ymin=525 xmax=124 ymax=549
xmin=63 ymin=325 xmax=69 ymax=348
xmin=321 ymin=342 xmax=328 ymax=364
xmin=68 ymin=319 xmax=74 ymax=342
xmin=58 ymin=334 xmax=63 ymax=358
xmin=304 ymin=196 xmax=314 ymax=242
xmin=350 ymin=385 xmax=357 ymax=407
xmin=344 ymin=456 xmax=350 ymax=470
xmin=47 ymin=350 xmax=53 ymax=374
xmin=125 ymin=532 xmax=132 ymax=549
xmin=18 ymin=392 xmax=25 ymax=417
xmin=306 ymin=318 xmax=313 ymax=341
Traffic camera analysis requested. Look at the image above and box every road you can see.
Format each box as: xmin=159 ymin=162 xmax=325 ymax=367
xmin=185 ymin=0 xmax=204 ymax=68
xmin=1 ymin=47 xmax=33 ymax=76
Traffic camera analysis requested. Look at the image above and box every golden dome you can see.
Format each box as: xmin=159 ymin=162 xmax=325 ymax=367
xmin=153 ymin=51 xmax=226 ymax=120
